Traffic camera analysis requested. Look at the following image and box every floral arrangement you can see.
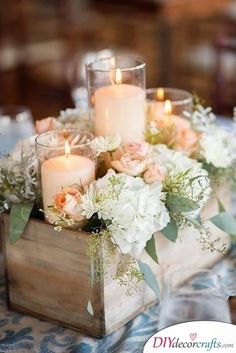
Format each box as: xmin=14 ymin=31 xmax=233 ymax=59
xmin=1 ymin=103 xmax=236 ymax=304
xmin=146 ymin=101 xmax=236 ymax=188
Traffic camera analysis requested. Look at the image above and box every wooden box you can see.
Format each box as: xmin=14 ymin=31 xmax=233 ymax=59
xmin=1 ymin=188 xmax=230 ymax=337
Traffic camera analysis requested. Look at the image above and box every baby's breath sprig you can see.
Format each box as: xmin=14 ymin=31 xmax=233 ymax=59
xmin=197 ymin=222 xmax=228 ymax=254
xmin=87 ymin=229 xmax=116 ymax=282
xmin=145 ymin=121 xmax=176 ymax=146
xmin=114 ymin=257 xmax=143 ymax=296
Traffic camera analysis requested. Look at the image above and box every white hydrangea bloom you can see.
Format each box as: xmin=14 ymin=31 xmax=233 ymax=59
xmin=150 ymin=144 xmax=211 ymax=217
xmin=80 ymin=170 xmax=170 ymax=258
xmin=92 ymin=135 xmax=121 ymax=155
xmin=199 ymin=127 xmax=236 ymax=168
xmin=150 ymin=144 xmax=198 ymax=174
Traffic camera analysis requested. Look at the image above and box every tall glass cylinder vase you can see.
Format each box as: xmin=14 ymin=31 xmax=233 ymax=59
xmin=86 ymin=56 xmax=146 ymax=143
xmin=35 ymin=129 xmax=96 ymax=211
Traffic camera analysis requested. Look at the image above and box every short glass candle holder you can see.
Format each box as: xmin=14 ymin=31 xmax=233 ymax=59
xmin=35 ymin=129 xmax=96 ymax=212
xmin=146 ymin=87 xmax=193 ymax=121
xmin=86 ymin=56 xmax=146 ymax=143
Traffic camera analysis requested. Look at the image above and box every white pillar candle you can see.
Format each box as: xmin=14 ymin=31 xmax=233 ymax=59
xmin=147 ymin=88 xmax=166 ymax=122
xmin=94 ymin=70 xmax=145 ymax=143
xmin=149 ymin=99 xmax=176 ymax=121
xmin=148 ymin=101 xmax=165 ymax=121
xmin=41 ymin=152 xmax=95 ymax=210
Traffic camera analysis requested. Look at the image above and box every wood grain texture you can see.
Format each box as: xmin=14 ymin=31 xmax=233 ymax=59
xmin=1 ymin=187 xmax=231 ymax=337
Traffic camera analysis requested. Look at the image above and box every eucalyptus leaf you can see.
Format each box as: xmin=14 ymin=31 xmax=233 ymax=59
xmin=145 ymin=235 xmax=158 ymax=263
xmin=87 ymin=262 xmax=95 ymax=316
xmin=217 ymin=198 xmax=226 ymax=213
xmin=184 ymin=215 xmax=202 ymax=228
xmin=161 ymin=218 xmax=178 ymax=242
xmin=166 ymin=194 xmax=199 ymax=213
xmin=210 ymin=212 xmax=236 ymax=235
xmin=230 ymin=234 xmax=236 ymax=244
xmin=87 ymin=300 xmax=94 ymax=316
xmin=9 ymin=203 xmax=34 ymax=244
xmin=137 ymin=260 xmax=161 ymax=300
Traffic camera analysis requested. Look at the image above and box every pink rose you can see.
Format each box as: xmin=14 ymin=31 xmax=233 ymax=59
xmin=174 ymin=128 xmax=199 ymax=156
xmin=54 ymin=187 xmax=83 ymax=221
xmin=143 ymin=164 xmax=166 ymax=184
xmin=35 ymin=117 xmax=61 ymax=134
xmin=124 ymin=142 xmax=150 ymax=157
xmin=111 ymin=153 xmax=147 ymax=176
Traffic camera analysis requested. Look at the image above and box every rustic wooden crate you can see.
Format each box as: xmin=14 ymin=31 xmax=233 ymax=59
xmin=1 ymin=187 xmax=231 ymax=337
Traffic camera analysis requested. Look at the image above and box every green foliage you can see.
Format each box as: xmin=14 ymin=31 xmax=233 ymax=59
xmin=87 ymin=262 xmax=94 ymax=316
xmin=162 ymin=169 xmax=191 ymax=195
xmin=197 ymin=222 xmax=228 ymax=253
xmin=217 ymin=198 xmax=226 ymax=213
xmin=144 ymin=129 xmax=161 ymax=145
xmin=87 ymin=300 xmax=94 ymax=316
xmin=163 ymin=169 xmax=211 ymax=215
xmin=184 ymin=214 xmax=202 ymax=228
xmin=166 ymin=194 xmax=199 ymax=213
xmin=137 ymin=260 xmax=161 ymax=300
xmin=161 ymin=218 xmax=178 ymax=242
xmin=145 ymin=123 xmax=175 ymax=146
xmin=145 ymin=235 xmax=158 ymax=263
xmin=210 ymin=212 xmax=236 ymax=236
xmin=42 ymin=205 xmax=76 ymax=231
xmin=192 ymin=92 xmax=205 ymax=110
xmin=114 ymin=257 xmax=143 ymax=296
xmin=9 ymin=203 xmax=34 ymax=244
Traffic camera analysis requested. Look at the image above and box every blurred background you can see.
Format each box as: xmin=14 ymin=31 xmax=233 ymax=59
xmin=0 ymin=0 xmax=236 ymax=120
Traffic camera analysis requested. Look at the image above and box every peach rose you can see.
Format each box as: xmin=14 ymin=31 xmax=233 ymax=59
xmin=173 ymin=116 xmax=191 ymax=130
xmin=111 ymin=153 xmax=147 ymax=176
xmin=143 ymin=164 xmax=166 ymax=184
xmin=174 ymin=128 xmax=199 ymax=156
xmin=35 ymin=117 xmax=61 ymax=134
xmin=124 ymin=142 xmax=150 ymax=157
xmin=54 ymin=187 xmax=83 ymax=221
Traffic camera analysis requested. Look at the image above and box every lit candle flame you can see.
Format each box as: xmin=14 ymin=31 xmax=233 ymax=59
xmin=164 ymin=99 xmax=172 ymax=115
xmin=65 ymin=140 xmax=71 ymax=158
xmin=156 ymin=88 xmax=164 ymax=101
xmin=115 ymin=68 xmax=122 ymax=84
